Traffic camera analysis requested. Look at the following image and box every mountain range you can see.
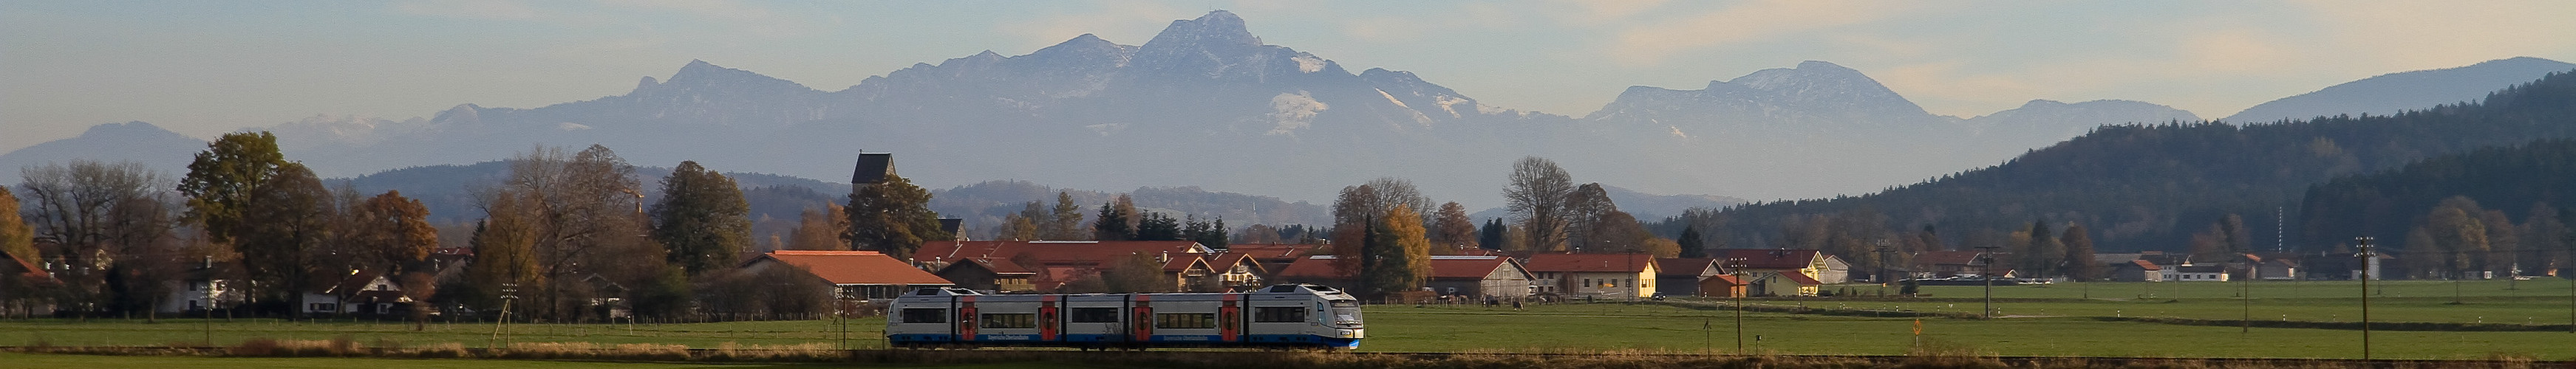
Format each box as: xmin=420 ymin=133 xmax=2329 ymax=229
xmin=2221 ymin=57 xmax=2575 ymax=123
xmin=4 ymin=10 xmax=2566 ymax=221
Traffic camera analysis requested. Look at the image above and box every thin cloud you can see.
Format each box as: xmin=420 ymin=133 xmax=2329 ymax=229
xmin=596 ymin=0 xmax=808 ymax=37
xmin=1340 ymin=3 xmax=1519 ymax=43
xmin=2293 ymin=0 xmax=2576 ymax=69
xmin=1001 ymin=2 xmax=1193 ymax=51
xmin=394 ymin=0 xmax=541 ymax=20
xmin=1603 ymin=0 xmax=1921 ymax=66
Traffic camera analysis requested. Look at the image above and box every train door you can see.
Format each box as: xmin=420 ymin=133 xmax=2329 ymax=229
xmin=1038 ymin=296 xmax=1059 ymax=342
xmin=955 ymin=296 xmax=978 ymax=342
xmin=1129 ymin=295 xmax=1154 ymax=343
xmin=1218 ymin=294 xmax=1241 ymax=342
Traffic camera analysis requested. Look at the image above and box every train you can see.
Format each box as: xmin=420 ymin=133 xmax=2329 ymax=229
xmin=885 ymin=283 xmax=1366 ymax=350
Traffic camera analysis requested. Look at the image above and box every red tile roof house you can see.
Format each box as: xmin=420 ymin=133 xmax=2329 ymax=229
xmin=933 ymin=257 xmax=1037 ymax=293
xmin=1 ymin=249 xmax=57 ymax=316
xmin=742 ymin=250 xmax=955 ymax=300
xmin=910 ymin=241 xmax=1218 ymax=292
xmin=1219 ymin=243 xmax=1325 ymax=273
xmin=1272 ymin=255 xmax=1534 ymax=300
xmin=1522 ymin=253 xmax=1659 ymax=300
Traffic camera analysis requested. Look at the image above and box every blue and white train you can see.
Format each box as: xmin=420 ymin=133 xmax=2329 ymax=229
xmin=885 ymin=284 xmax=1365 ymax=350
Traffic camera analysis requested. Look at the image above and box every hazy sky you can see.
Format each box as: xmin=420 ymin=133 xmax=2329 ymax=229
xmin=5 ymin=1 xmax=2573 ymax=152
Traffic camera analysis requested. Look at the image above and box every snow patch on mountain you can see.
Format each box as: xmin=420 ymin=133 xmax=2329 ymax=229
xmin=1293 ymin=55 xmax=1326 ymax=73
xmin=1267 ymin=92 xmax=1328 ymax=135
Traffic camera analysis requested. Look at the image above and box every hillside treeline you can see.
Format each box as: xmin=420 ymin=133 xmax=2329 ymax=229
xmin=2298 ymin=139 xmax=2576 ymax=277
xmin=1674 ymin=70 xmax=2576 ymax=254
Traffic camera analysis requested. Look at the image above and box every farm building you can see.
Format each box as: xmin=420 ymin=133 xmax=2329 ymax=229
xmin=2108 ymin=259 xmax=2164 ymax=282
xmin=1654 ymin=258 xmax=1727 ymax=297
xmin=912 ymin=240 xmax=1239 ymax=292
xmin=2168 ymin=264 xmax=2229 ymax=282
xmin=1270 ymin=255 xmax=1533 ymax=299
xmin=1524 ymin=253 xmax=1658 ymax=299
xmin=1913 ymin=250 xmax=1984 ymax=278
xmin=1699 ymin=274 xmax=1747 ymax=297
xmin=742 ymin=250 xmax=955 ymax=300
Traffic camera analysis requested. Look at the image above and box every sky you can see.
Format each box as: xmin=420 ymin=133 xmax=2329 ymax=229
xmin=4 ymin=0 xmax=2575 ymax=153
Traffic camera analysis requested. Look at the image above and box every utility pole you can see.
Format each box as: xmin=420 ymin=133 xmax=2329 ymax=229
xmin=2240 ymin=252 xmax=2252 ymax=334
xmin=491 ymin=283 xmax=517 ymax=348
xmin=1874 ymin=240 xmax=1894 ymax=297
xmin=1974 ymin=245 xmax=2001 ymax=319
xmin=2355 ymin=237 xmax=2375 ymax=359
xmin=1727 ymin=258 xmax=1749 ymax=354
xmin=2565 ymin=232 xmax=2573 ymax=334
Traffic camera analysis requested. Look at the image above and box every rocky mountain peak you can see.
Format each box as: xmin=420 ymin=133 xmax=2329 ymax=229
xmin=1134 ymin=10 xmax=1264 ymax=64
xmin=82 ymin=120 xmax=183 ymax=137
xmin=1146 ymin=10 xmax=1256 ymax=48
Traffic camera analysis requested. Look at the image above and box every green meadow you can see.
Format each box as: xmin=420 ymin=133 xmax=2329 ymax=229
xmin=4 ymin=279 xmax=2571 ymax=360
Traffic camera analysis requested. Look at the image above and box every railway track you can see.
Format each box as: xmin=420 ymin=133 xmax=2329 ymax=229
xmin=12 ymin=345 xmax=2570 ymax=367
xmin=1349 ymin=351 xmax=2574 ymax=367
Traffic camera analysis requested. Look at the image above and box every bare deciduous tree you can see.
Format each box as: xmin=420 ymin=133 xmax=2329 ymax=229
xmin=1503 ymin=156 xmax=1574 ymax=252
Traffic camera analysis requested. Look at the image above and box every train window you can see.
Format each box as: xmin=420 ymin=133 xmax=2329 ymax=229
xmin=1268 ymin=285 xmax=1297 ymax=293
xmin=980 ymin=314 xmax=1036 ymax=328
xmin=1329 ymin=300 xmax=1359 ymax=308
xmin=900 ymin=308 xmax=946 ymax=323
xmin=1253 ymin=306 xmax=1305 ymax=323
xmin=1069 ymin=308 xmax=1119 ymax=323
xmin=1155 ymin=313 xmax=1216 ymax=329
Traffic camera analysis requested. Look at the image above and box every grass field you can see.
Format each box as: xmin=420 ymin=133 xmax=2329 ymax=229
xmin=4 ymin=279 xmax=2571 ymax=361
xmin=0 ymin=351 xmax=1069 ymax=368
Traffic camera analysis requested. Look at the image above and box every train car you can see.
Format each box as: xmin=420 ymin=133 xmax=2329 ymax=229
xmin=886 ymin=283 xmax=1365 ymax=350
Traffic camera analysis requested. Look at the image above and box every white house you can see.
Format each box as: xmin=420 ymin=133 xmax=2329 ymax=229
xmin=301 ymin=270 xmax=406 ymax=314
xmin=156 ymin=264 xmax=239 ymax=314
xmin=2166 ymin=264 xmax=2229 ymax=282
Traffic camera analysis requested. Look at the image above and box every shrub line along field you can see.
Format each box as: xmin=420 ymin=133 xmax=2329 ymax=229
xmin=3 ymin=280 xmax=2572 ymax=363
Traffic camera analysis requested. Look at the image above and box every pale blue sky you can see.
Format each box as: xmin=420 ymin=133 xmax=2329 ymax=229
xmin=5 ymin=0 xmax=2573 ymax=152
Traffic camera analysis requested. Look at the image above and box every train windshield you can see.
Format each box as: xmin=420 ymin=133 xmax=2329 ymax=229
xmin=1329 ymin=299 xmax=1362 ymax=326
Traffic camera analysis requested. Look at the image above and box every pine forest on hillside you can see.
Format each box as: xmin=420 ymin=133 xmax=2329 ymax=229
xmin=1670 ymin=71 xmax=2576 ymax=259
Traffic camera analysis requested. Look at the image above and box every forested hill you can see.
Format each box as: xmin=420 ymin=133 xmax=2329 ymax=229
xmin=2300 ymin=139 xmax=2575 ymax=252
xmin=1686 ymin=70 xmax=2576 ymax=253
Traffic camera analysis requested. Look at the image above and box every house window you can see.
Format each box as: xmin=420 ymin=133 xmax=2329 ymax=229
xmin=1070 ymin=307 xmax=1119 ymax=323
xmin=1156 ymin=313 xmax=1216 ymax=329
xmin=310 ymin=303 xmax=338 ymax=312
xmin=1253 ymin=306 xmax=1305 ymax=323
xmin=900 ymin=308 xmax=947 ymax=323
xmin=981 ymin=313 xmax=1036 ymax=328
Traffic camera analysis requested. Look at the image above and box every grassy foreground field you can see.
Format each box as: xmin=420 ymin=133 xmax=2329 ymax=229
xmin=0 ymin=351 xmax=1069 ymax=368
xmin=3 ymin=280 xmax=2570 ymax=361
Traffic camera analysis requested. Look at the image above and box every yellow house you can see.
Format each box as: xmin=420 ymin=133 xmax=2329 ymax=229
xmin=1744 ymin=269 xmax=1823 ymax=297
xmin=1713 ymin=249 xmax=1851 ymax=284
xmin=1524 ymin=253 xmax=1660 ymax=299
